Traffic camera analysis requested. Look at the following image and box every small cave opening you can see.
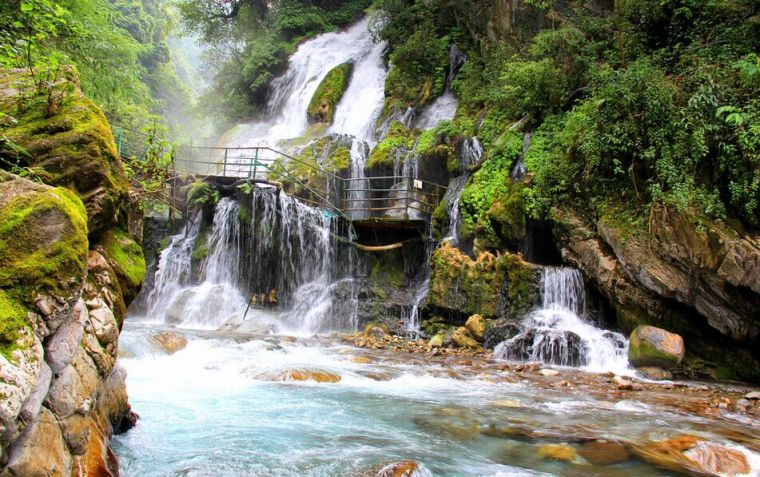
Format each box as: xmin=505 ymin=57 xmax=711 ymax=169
xmin=519 ymin=219 xmax=563 ymax=266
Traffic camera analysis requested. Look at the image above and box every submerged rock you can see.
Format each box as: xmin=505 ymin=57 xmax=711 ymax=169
xmin=265 ymin=368 xmax=342 ymax=383
xmin=633 ymin=435 xmax=751 ymax=476
xmin=376 ymin=460 xmax=420 ymax=477
xmin=628 ymin=325 xmax=685 ymax=369
xmin=578 ymin=439 xmax=630 ymax=465
xmin=637 ymin=366 xmax=673 ymax=380
xmin=537 ymin=443 xmax=578 ymax=462
xmin=148 ymin=332 xmax=187 ymax=354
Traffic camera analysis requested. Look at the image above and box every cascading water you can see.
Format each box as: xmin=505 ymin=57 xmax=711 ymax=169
xmin=495 ymin=267 xmax=631 ymax=374
xmin=510 ymin=133 xmax=531 ymax=181
xmin=145 ymin=198 xmax=247 ymax=328
xmin=414 ymin=44 xmax=467 ymax=129
xmin=226 ymin=18 xmax=387 ymax=149
xmin=442 ymin=137 xmax=483 ymax=243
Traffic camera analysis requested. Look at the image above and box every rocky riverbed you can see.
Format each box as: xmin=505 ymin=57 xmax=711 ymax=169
xmin=114 ymin=322 xmax=760 ymax=477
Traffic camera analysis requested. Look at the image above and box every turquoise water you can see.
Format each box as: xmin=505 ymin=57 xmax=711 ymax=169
xmin=113 ymin=323 xmax=759 ymax=477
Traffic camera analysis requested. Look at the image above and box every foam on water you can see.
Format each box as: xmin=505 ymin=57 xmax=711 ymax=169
xmin=495 ymin=267 xmax=632 ymax=375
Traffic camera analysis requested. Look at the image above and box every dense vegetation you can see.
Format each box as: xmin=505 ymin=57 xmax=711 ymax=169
xmin=0 ymin=0 xmax=192 ymax=134
xmin=378 ymin=0 xmax=760 ymax=234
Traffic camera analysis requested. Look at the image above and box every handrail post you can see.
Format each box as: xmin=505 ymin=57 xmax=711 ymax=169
xmin=223 ymin=148 xmax=228 ymax=176
xmin=253 ymin=148 xmax=259 ymax=178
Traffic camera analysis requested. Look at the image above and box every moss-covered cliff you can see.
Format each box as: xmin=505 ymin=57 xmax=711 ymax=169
xmin=0 ymin=68 xmax=145 ymax=474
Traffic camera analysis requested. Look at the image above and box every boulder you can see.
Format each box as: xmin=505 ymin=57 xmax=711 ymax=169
xmin=451 ymin=327 xmax=480 ymax=349
xmin=637 ymin=366 xmax=673 ymax=381
xmin=578 ymin=440 xmax=630 ymax=465
xmin=376 ymin=460 xmax=419 ymax=477
xmin=465 ymin=314 xmax=487 ymax=341
xmin=628 ymin=325 xmax=684 ymax=369
xmin=427 ymin=243 xmax=540 ymax=319
xmin=482 ymin=318 xmax=521 ymax=349
xmin=633 ymin=435 xmax=750 ymax=476
xmin=0 ymin=68 xmax=129 ymax=237
xmin=429 ymin=333 xmax=445 ymax=348
xmin=307 ymin=62 xmax=353 ymax=125
xmin=148 ymin=332 xmax=188 ymax=355
xmin=537 ymin=443 xmax=578 ymax=462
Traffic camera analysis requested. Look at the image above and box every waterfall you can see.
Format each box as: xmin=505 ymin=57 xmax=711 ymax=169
xmin=510 ymin=133 xmax=531 ymax=181
xmin=145 ymin=198 xmax=247 ymax=328
xmin=441 ymin=175 xmax=466 ymax=243
xmin=414 ymin=44 xmax=467 ymax=129
xmin=495 ymin=267 xmax=630 ymax=374
xmin=442 ymin=137 xmax=482 ymax=243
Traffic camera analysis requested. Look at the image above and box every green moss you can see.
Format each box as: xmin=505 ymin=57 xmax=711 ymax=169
xmin=431 ymin=197 xmax=448 ymax=239
xmin=0 ymin=290 xmax=30 ymax=362
xmin=191 ymin=245 xmax=209 ymax=262
xmin=428 ymin=243 xmax=536 ymax=318
xmin=0 ymin=70 xmax=128 ymax=235
xmin=0 ymin=181 xmax=89 ymax=300
xmin=366 ymin=121 xmax=412 ymax=170
xmin=100 ymin=228 xmax=146 ymax=290
xmin=186 ymin=181 xmax=219 ymax=206
xmin=307 ymin=62 xmax=353 ymax=124
xmin=487 ymin=182 xmax=527 ymax=246
xmin=237 ymin=205 xmax=252 ymax=225
xmin=459 ymin=131 xmax=523 ymax=248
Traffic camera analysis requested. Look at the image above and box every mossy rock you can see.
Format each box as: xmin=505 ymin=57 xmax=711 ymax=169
xmin=0 ymin=68 xmax=129 ymax=237
xmin=366 ymin=121 xmax=412 ymax=171
xmin=269 ymin=135 xmax=352 ymax=203
xmin=96 ymin=228 xmax=146 ymax=305
xmin=0 ymin=289 xmax=30 ymax=361
xmin=307 ymin=62 xmax=353 ymax=125
xmin=428 ymin=243 xmax=539 ymax=318
xmin=0 ymin=171 xmax=89 ymax=304
xmin=487 ymin=182 xmax=526 ymax=246
xmin=629 ymin=325 xmax=685 ymax=369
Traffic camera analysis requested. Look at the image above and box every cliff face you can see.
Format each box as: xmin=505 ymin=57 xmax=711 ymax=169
xmin=0 ymin=69 xmax=144 ymax=475
xmin=554 ymin=206 xmax=760 ymax=382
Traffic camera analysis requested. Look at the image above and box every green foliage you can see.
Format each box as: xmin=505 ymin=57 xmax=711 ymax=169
xmin=0 ymin=0 xmax=193 ymax=134
xmin=365 ymin=121 xmax=412 ymax=170
xmin=459 ymin=132 xmax=522 ymax=247
xmin=186 ymin=181 xmax=219 ymax=205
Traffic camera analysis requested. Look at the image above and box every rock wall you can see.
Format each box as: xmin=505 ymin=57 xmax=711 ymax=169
xmin=0 ymin=70 xmax=144 ymax=475
xmin=554 ymin=206 xmax=760 ymax=382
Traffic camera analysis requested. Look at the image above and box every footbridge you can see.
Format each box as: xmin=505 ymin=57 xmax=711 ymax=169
xmin=112 ymin=125 xmax=447 ymax=234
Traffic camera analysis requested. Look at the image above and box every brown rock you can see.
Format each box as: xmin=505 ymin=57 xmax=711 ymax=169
xmin=637 ymin=366 xmax=673 ymax=380
xmin=376 ymin=460 xmax=419 ymax=477
xmin=149 ymin=332 xmax=188 ymax=354
xmin=267 ymin=368 xmax=342 ymax=383
xmin=578 ymin=440 xmax=630 ymax=465
xmin=629 ymin=325 xmax=685 ymax=369
xmin=452 ymin=327 xmax=480 ymax=350
xmin=537 ymin=443 xmax=578 ymax=462
xmin=685 ymin=442 xmax=750 ymax=476
xmin=465 ymin=314 xmax=487 ymax=341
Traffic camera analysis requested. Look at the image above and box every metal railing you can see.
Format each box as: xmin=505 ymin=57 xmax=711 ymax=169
xmin=111 ymin=124 xmax=446 ymax=222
